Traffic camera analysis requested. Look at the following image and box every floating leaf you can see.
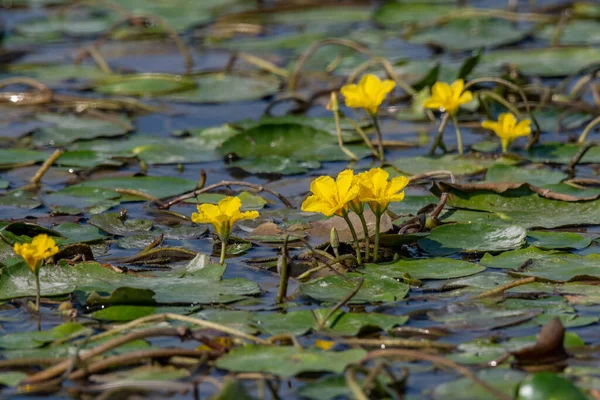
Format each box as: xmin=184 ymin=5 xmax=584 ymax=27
xmin=432 ymin=369 xmax=525 ymax=400
xmin=215 ymin=345 xmax=366 ymax=377
xmin=526 ymin=231 xmax=591 ymax=250
xmin=392 ymin=155 xmax=515 ymax=176
xmin=73 ymin=176 xmax=196 ymax=200
xmin=0 ymin=322 xmax=88 ymax=349
xmin=94 ymin=74 xmax=198 ymax=96
xmin=417 ymin=223 xmax=526 ymax=255
xmin=407 ymin=18 xmax=527 ymax=51
xmin=485 ymin=164 xmax=566 ymax=187
xmin=517 ymin=372 xmax=587 ymax=400
xmin=89 ymin=212 xmax=153 ymax=236
xmin=300 ymin=273 xmax=409 ymax=304
xmin=366 ymin=258 xmax=485 ymax=279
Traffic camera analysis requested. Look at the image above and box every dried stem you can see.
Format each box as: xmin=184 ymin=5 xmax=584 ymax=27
xmin=471 ymin=276 xmax=536 ymax=300
xmin=345 ymin=366 xmax=369 ymax=400
xmin=288 ymin=38 xmax=371 ymax=91
xmin=567 ymin=141 xmax=600 ymax=179
xmin=428 ymin=112 xmax=450 ymax=155
xmin=276 ymin=236 xmax=290 ymax=304
xmin=161 ymin=180 xmax=294 ymax=209
xmin=577 ymin=115 xmax=600 ymax=144
xmin=68 ymin=349 xmax=210 ymax=380
xmin=342 ymin=213 xmax=363 ymax=264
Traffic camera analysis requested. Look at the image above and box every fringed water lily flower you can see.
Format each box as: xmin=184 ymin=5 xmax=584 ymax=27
xmin=302 ymin=169 xmax=363 ymax=263
xmin=355 ymin=167 xmax=409 ymax=261
xmin=423 ymin=79 xmax=473 ymax=115
xmin=301 ymin=169 xmax=359 ymax=217
xmin=14 ymin=234 xmax=59 ymax=310
xmin=340 ymin=74 xmax=396 ymax=116
xmin=481 ymin=112 xmax=532 ymax=153
xmin=192 ymin=196 xmax=258 ymax=264
xmin=341 ymin=74 xmax=396 ymax=163
xmin=423 ymin=79 xmax=474 ymax=156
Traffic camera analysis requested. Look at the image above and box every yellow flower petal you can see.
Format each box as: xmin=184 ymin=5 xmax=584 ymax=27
xmin=481 ymin=113 xmax=531 ymax=153
xmin=340 ymin=74 xmax=395 ymax=115
xmin=192 ymin=196 xmax=258 ymax=241
xmin=424 ymin=79 xmax=472 ymax=114
xmin=14 ymin=234 xmax=58 ymax=274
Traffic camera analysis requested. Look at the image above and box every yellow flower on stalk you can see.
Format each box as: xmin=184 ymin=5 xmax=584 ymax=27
xmin=423 ymin=79 xmax=473 ymax=114
xmin=357 ymin=168 xmax=409 ymax=215
xmin=340 ymin=74 xmax=396 ymax=115
xmin=301 ymin=169 xmax=359 ymax=217
xmin=481 ymin=112 xmax=531 ymax=153
xmin=14 ymin=234 xmax=58 ymax=275
xmin=191 ymin=196 xmax=258 ymax=241
xmin=192 ymin=196 xmax=258 ymax=265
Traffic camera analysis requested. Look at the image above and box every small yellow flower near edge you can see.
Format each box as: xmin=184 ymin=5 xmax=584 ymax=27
xmin=14 ymin=234 xmax=59 ymax=275
xmin=481 ymin=112 xmax=531 ymax=153
xmin=340 ymin=74 xmax=396 ymax=115
xmin=423 ymin=79 xmax=473 ymax=114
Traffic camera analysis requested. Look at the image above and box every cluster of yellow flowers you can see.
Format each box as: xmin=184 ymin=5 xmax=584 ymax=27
xmin=340 ymin=74 xmax=531 ymax=155
xmin=423 ymin=79 xmax=531 ymax=153
xmin=301 ymin=167 xmax=409 ymax=262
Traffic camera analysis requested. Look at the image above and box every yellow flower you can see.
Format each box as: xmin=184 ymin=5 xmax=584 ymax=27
xmin=301 ymin=169 xmax=359 ymax=217
xmin=14 ymin=234 xmax=59 ymax=275
xmin=191 ymin=196 xmax=259 ymax=241
xmin=340 ymin=74 xmax=396 ymax=115
xmin=357 ymin=167 xmax=409 ymax=215
xmin=423 ymin=79 xmax=473 ymax=114
xmin=481 ymin=112 xmax=531 ymax=153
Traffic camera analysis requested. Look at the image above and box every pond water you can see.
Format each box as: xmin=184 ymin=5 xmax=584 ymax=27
xmin=1 ymin=0 xmax=600 ymax=399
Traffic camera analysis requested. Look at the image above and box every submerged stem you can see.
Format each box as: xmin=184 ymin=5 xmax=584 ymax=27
xmin=34 ymin=272 xmax=41 ymax=312
xmin=357 ymin=213 xmax=370 ymax=262
xmin=342 ymin=213 xmax=362 ymax=265
xmin=219 ymin=239 xmax=226 ymax=265
xmin=451 ymin=114 xmax=463 ymax=156
xmin=371 ymin=114 xmax=385 ymax=163
xmin=373 ymin=213 xmax=382 ymax=262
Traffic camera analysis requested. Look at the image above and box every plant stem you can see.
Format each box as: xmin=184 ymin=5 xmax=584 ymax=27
xmin=451 ymin=114 xmax=463 ymax=156
xmin=357 ymin=213 xmax=370 ymax=262
xmin=373 ymin=213 xmax=382 ymax=262
xmin=342 ymin=213 xmax=362 ymax=265
xmin=219 ymin=240 xmax=226 ymax=265
xmin=34 ymin=272 xmax=41 ymax=312
xmin=370 ymin=114 xmax=385 ymax=163
xmin=276 ymin=236 xmax=290 ymax=304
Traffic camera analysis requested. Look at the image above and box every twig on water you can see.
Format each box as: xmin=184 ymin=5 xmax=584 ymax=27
xmin=160 ymin=180 xmax=294 ymax=209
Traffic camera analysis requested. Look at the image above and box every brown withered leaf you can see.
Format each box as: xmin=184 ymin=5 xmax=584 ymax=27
xmin=308 ymin=209 xmax=392 ymax=243
xmin=511 ymin=316 xmax=569 ymax=372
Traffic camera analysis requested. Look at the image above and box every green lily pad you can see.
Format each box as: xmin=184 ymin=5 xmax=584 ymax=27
xmin=89 ymin=213 xmax=153 ymax=236
xmin=0 ymin=256 xmax=260 ymax=304
xmin=164 ymin=73 xmax=281 ymax=103
xmin=428 ymin=303 xmax=542 ymax=331
xmin=56 ymin=151 xmax=123 ymax=168
xmin=186 ymin=191 xmax=267 ymax=210
xmin=373 ymin=2 xmax=460 ymax=26
xmin=366 ymin=258 xmax=485 ymax=279
xmin=220 ymin=123 xmax=369 ymax=163
xmin=215 ymin=345 xmax=366 ymax=377
xmin=0 ymin=149 xmax=50 ymax=169
xmin=524 ymin=143 xmax=600 ymax=164
xmin=0 ymin=322 xmax=88 ymax=349
xmin=536 ymin=20 xmax=600 ymax=45
xmin=485 ymin=164 xmax=566 ymax=187
xmin=195 ymin=309 xmax=258 ymax=335
xmin=300 ymin=273 xmax=409 ymax=304
xmin=253 ymin=309 xmax=407 ymax=337
xmin=73 ymin=176 xmax=196 ymax=200
xmin=392 ymin=155 xmax=515 ymax=176
xmin=32 ymin=113 xmax=131 ymax=146
xmin=408 ymin=18 xmax=527 ymax=51
xmin=94 ymin=74 xmax=198 ymax=96
xmin=0 ymin=190 xmax=42 ymax=209
xmin=54 ymin=222 xmax=106 ymax=244
xmin=480 ymin=247 xmax=562 ymax=269
xmin=442 ymin=185 xmax=600 ymax=228
xmin=417 ymin=223 xmax=526 ymax=255
xmin=117 ymin=233 xmax=159 ymax=249
xmin=0 ymin=371 xmax=28 ymax=387
xmin=517 ymin=372 xmax=587 ymax=400
xmin=228 ymin=156 xmax=321 ymax=175
xmin=479 ymin=47 xmax=600 ymax=77
xmin=509 ymin=253 xmax=600 ymax=282
xmin=433 ymin=369 xmax=525 ymax=400
xmin=526 ymin=231 xmax=591 ymax=250
xmin=90 ymin=305 xmax=157 ymax=321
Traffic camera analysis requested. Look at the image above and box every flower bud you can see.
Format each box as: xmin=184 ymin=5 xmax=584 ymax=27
xmin=327 ymin=91 xmax=339 ymax=112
